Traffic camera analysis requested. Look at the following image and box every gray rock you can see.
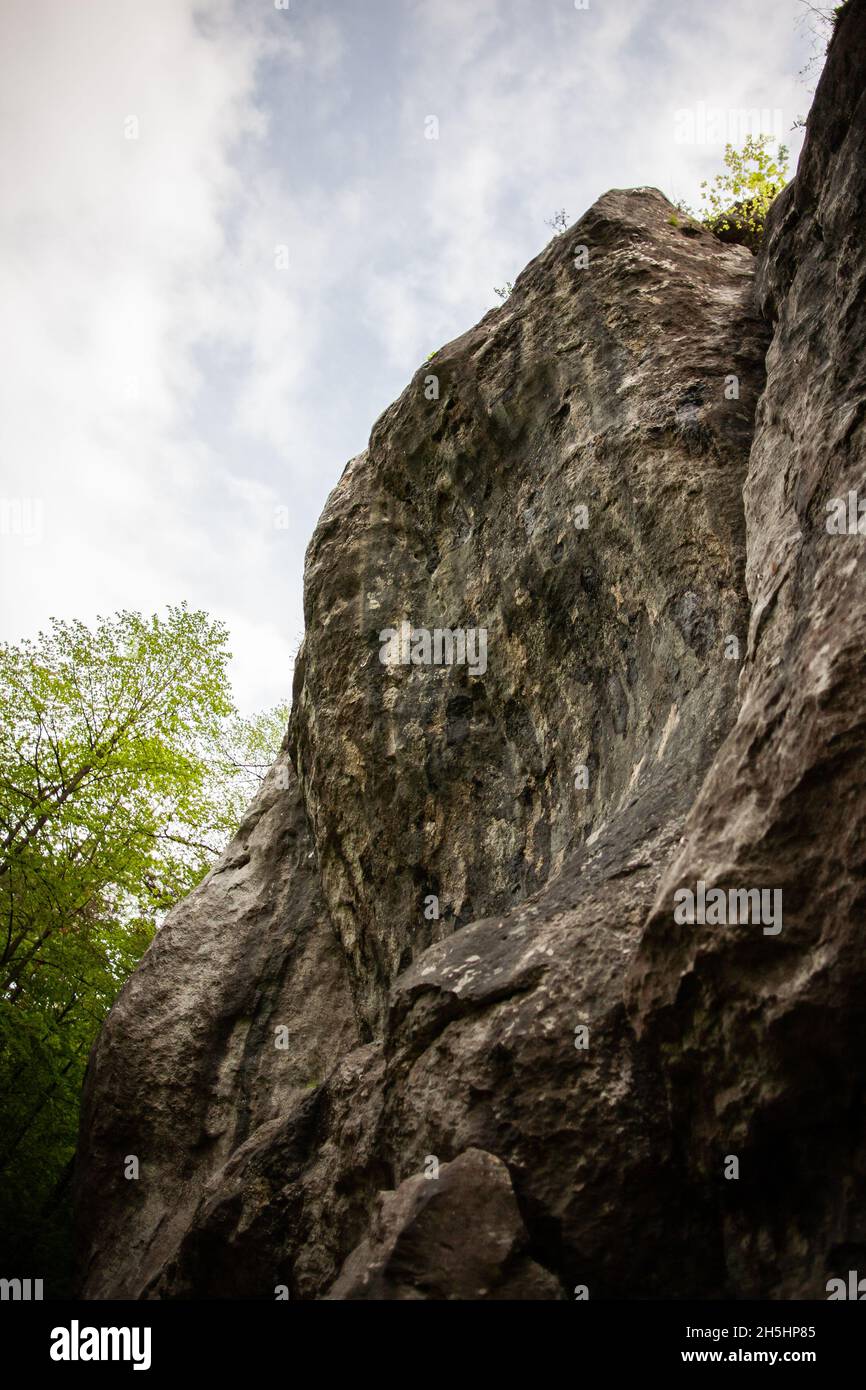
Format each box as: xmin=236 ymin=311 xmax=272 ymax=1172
xmin=74 ymin=0 xmax=866 ymax=1301
xmin=327 ymin=1148 xmax=562 ymax=1300
xmin=293 ymin=183 xmax=765 ymax=1039
xmin=75 ymin=755 xmax=357 ymax=1298
xmin=626 ymin=0 xmax=866 ymax=1298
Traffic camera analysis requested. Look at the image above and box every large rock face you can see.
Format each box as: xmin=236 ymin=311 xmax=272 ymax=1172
xmin=626 ymin=0 xmax=866 ymax=1298
xmin=75 ymin=0 xmax=866 ymax=1300
xmin=293 ymin=182 xmax=764 ymax=1043
xmin=75 ymin=759 xmax=358 ymax=1298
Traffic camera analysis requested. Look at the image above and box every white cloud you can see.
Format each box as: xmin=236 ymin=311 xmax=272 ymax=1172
xmin=0 ymin=0 xmax=819 ymax=714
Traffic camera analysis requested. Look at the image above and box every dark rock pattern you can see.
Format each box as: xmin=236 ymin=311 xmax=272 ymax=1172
xmin=75 ymin=0 xmax=866 ymax=1300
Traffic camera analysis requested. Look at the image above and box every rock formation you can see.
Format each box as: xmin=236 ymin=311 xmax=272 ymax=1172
xmin=626 ymin=0 xmax=866 ymax=1297
xmin=75 ymin=0 xmax=866 ymax=1300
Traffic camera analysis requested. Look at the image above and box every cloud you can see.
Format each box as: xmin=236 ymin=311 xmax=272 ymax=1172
xmin=0 ymin=0 xmax=298 ymax=711
xmin=0 ymin=0 xmax=819 ymax=714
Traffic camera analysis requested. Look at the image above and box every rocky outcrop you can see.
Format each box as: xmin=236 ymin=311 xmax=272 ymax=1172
xmin=626 ymin=0 xmax=866 ymax=1298
xmin=327 ymin=1149 xmax=562 ymax=1300
xmin=75 ymin=760 xmax=358 ymax=1298
xmin=75 ymin=0 xmax=866 ymax=1300
xmin=292 ymin=179 xmax=770 ymax=1045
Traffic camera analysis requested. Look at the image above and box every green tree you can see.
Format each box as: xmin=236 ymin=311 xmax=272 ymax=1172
xmin=698 ymin=134 xmax=790 ymax=250
xmin=0 ymin=605 xmax=287 ymax=1287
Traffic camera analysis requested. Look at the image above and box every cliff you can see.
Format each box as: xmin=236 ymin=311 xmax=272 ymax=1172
xmin=75 ymin=0 xmax=866 ymax=1300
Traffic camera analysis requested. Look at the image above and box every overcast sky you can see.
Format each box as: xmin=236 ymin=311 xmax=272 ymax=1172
xmin=0 ymin=0 xmax=822 ymax=714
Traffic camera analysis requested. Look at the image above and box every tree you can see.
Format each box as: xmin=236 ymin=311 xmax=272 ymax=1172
xmin=0 ymin=605 xmax=287 ymax=1286
xmin=697 ymin=135 xmax=790 ymax=251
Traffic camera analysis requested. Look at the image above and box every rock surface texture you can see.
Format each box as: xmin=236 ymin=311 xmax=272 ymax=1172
xmin=75 ymin=2 xmax=866 ymax=1300
xmin=626 ymin=0 xmax=866 ymax=1298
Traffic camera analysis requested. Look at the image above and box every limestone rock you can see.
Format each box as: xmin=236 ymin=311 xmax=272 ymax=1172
xmin=625 ymin=0 xmax=866 ymax=1298
xmin=74 ymin=0 xmax=866 ymax=1301
xmin=75 ymin=755 xmax=357 ymax=1298
xmin=327 ymin=1148 xmax=562 ymax=1300
xmin=292 ymin=183 xmax=766 ymax=1039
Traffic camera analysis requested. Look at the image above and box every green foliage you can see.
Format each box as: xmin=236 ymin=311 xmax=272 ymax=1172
xmin=213 ymin=702 xmax=291 ymax=832
xmin=698 ymin=135 xmax=790 ymax=248
xmin=493 ymin=281 xmax=513 ymax=302
xmin=0 ymin=605 xmax=287 ymax=1288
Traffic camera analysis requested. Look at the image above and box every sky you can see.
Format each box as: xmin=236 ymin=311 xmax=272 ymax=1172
xmin=0 ymin=0 xmax=824 ymax=714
